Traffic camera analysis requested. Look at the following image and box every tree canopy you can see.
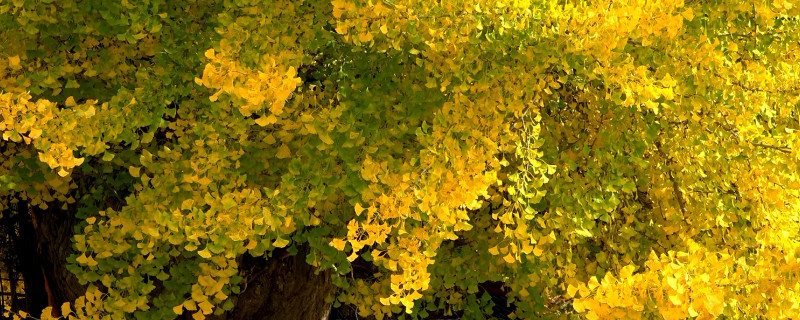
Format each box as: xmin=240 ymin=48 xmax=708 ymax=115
xmin=2 ymin=0 xmax=800 ymax=319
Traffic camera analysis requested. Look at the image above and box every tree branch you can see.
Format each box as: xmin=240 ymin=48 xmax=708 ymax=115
xmin=750 ymin=142 xmax=792 ymax=154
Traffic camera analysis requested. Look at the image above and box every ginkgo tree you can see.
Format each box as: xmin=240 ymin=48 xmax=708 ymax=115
xmin=1 ymin=0 xmax=800 ymax=319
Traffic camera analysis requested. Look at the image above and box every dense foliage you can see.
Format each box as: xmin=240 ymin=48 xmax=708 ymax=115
xmin=2 ymin=0 xmax=800 ymax=319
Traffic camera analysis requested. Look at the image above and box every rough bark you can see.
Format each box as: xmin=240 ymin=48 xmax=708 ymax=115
xmin=29 ymin=204 xmax=85 ymax=310
xmin=215 ymin=247 xmax=334 ymax=320
xmin=9 ymin=274 xmax=18 ymax=311
xmin=9 ymin=201 xmax=85 ymax=317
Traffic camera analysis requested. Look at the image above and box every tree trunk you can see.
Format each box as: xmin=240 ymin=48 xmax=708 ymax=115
xmin=11 ymin=201 xmax=85 ymax=317
xmin=11 ymin=197 xmax=332 ymax=320
xmin=9 ymin=272 xmax=18 ymax=313
xmin=215 ymin=248 xmax=334 ymax=320
xmin=10 ymin=202 xmax=49 ymax=316
xmin=29 ymin=204 xmax=85 ymax=311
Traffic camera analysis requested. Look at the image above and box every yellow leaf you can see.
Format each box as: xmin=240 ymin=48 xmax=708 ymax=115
xmin=319 ymin=132 xmax=334 ymax=145
xmin=41 ymin=308 xmax=56 ymax=320
xmin=87 ymin=217 xmax=96 ymax=224
xmin=705 ymin=294 xmax=724 ymax=316
xmin=488 ymin=246 xmax=499 ymax=255
xmin=129 ymin=166 xmax=141 ymax=177
xmin=578 ymin=284 xmax=591 ymax=297
xmin=8 ymin=55 xmax=20 ymax=67
xmin=688 ymin=305 xmax=699 ymax=317
xmin=330 ymin=238 xmax=347 ymax=251
xmin=620 ymin=265 xmax=636 ymax=279
xmin=566 ymin=284 xmax=578 ymax=298
xmin=204 ymin=49 xmax=215 ymax=59
xmin=61 ymin=302 xmax=71 ymax=316
xmin=198 ymin=300 xmax=214 ymax=315
xmin=503 ymin=253 xmax=515 ymax=263
xmin=58 ymin=168 xmax=70 ymax=177
xmin=76 ymin=254 xmax=88 ymax=264
xmin=682 ymin=8 xmax=694 ymax=21
xmin=572 ymin=299 xmax=585 ymax=312
xmin=667 ymin=276 xmax=678 ymax=290
xmin=521 ymin=242 xmax=533 ymax=254
xmin=85 ymin=256 xmax=98 ymax=267
xmin=358 ymin=32 xmax=373 ymax=43
xmin=255 ymin=114 xmax=277 ymax=126
xmin=354 ymin=203 xmax=365 ymax=216
xmin=181 ymin=199 xmax=194 ymax=211
xmin=197 ymin=250 xmax=212 ymax=259
xmin=183 ymin=300 xmax=197 ymax=311
xmin=28 ymin=127 xmax=42 ymax=139
xmin=173 ymin=305 xmax=183 ymax=315
xmin=141 ymin=131 xmax=155 ymax=144
xmin=401 ymin=297 xmax=414 ymax=313
xmin=276 ymin=144 xmax=291 ymax=159
xmin=192 ymin=312 xmax=205 ymax=320
xmin=273 ymin=237 xmax=290 ymax=248
xmin=264 ymin=134 xmax=276 ymax=144
xmin=214 ymin=291 xmax=228 ymax=301
xmin=588 ymin=276 xmax=600 ymax=290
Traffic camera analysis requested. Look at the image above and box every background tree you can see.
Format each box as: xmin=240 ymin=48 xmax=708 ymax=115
xmin=1 ymin=0 xmax=800 ymax=319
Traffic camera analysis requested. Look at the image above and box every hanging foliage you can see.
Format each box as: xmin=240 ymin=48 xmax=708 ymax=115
xmin=1 ymin=0 xmax=800 ymax=319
